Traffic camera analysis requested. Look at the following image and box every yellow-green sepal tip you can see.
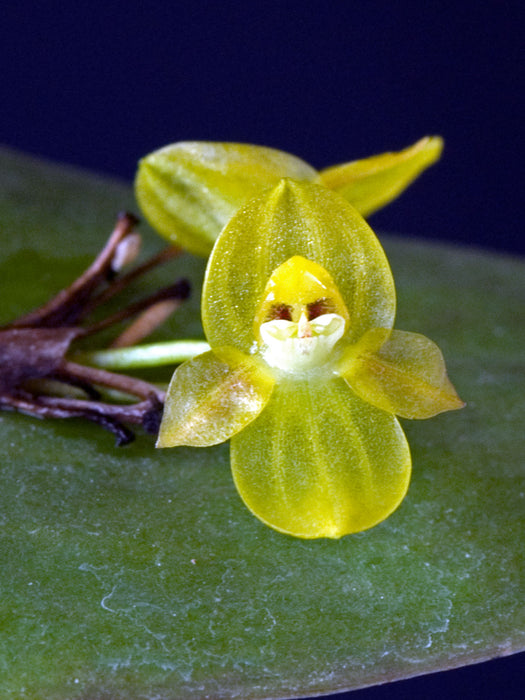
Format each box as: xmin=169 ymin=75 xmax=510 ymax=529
xmin=319 ymin=136 xmax=444 ymax=217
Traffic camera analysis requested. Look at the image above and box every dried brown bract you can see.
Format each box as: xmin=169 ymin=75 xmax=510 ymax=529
xmin=0 ymin=213 xmax=189 ymax=445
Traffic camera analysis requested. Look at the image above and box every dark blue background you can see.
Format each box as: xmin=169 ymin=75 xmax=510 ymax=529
xmin=1 ymin=3 xmax=523 ymax=699
xmin=1 ymin=2 xmax=523 ymax=256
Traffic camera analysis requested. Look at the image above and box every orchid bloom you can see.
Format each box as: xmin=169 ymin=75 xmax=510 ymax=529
xmin=135 ymin=137 xmax=443 ymax=256
xmin=157 ymin=179 xmax=464 ymax=539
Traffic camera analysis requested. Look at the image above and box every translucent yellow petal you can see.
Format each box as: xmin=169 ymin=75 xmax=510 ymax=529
xmin=157 ymin=348 xmax=275 ymax=447
xmin=319 ymin=136 xmax=443 ymax=217
xmin=339 ymin=329 xmax=465 ymax=419
xmin=203 ymin=179 xmax=396 ymax=352
xmin=231 ymin=377 xmax=411 ymax=539
xmin=135 ymin=142 xmax=318 ymax=256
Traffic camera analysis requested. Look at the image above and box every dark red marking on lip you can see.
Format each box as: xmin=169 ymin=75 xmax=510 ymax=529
xmin=266 ymin=303 xmax=293 ymax=322
xmin=306 ymin=297 xmax=335 ymax=320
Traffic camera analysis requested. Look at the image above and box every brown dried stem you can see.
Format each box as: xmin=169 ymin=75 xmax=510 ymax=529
xmin=0 ymin=213 xmax=189 ymax=445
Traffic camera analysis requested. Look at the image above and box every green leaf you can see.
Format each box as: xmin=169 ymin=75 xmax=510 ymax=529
xmin=1 ymin=146 xmax=524 ymax=699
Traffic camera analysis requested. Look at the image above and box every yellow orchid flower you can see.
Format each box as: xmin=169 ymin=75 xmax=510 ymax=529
xmin=135 ymin=137 xmax=443 ymax=256
xmin=157 ymin=179 xmax=463 ymax=539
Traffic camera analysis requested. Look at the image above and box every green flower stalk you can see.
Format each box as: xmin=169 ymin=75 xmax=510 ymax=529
xmin=135 ymin=137 xmax=443 ymax=256
xmin=157 ymin=180 xmax=464 ymax=539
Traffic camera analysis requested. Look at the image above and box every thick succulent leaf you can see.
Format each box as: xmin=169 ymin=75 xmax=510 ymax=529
xmin=340 ymin=329 xmax=465 ymax=418
xmin=231 ymin=376 xmax=411 ymax=539
xmin=1 ymin=147 xmax=524 ymax=700
xmin=203 ymin=179 xmax=396 ymax=352
xmin=135 ymin=142 xmax=318 ymax=256
xmin=157 ymin=347 xmax=274 ymax=447
xmin=319 ymin=136 xmax=443 ymax=217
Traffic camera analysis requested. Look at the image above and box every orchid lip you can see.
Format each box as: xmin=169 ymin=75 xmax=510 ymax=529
xmin=259 ymin=312 xmax=346 ymax=372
